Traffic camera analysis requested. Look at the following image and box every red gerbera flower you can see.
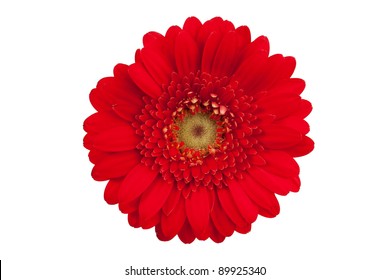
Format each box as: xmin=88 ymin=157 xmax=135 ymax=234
xmin=83 ymin=16 xmax=314 ymax=243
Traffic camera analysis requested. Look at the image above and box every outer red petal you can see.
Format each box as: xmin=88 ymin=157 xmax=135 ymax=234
xmin=267 ymin=78 xmax=306 ymax=96
xmin=259 ymin=124 xmax=303 ymax=149
xmin=293 ymin=99 xmax=313 ymax=119
xmin=89 ymin=88 xmax=110 ymax=112
xmin=139 ymin=178 xmax=173 ymax=223
xmin=235 ymin=25 xmax=251 ymax=50
xmin=261 ymin=150 xmax=300 ymax=177
xmin=232 ymin=52 xmax=268 ymax=92
xmin=284 ymin=136 xmax=315 ymax=157
xmin=254 ymin=54 xmax=285 ymax=91
xmin=210 ymin=194 xmax=235 ymax=237
xmin=276 ymin=116 xmax=310 ymax=135
xmin=256 ymin=95 xmax=301 ymax=120
xmin=175 ymin=31 xmax=199 ymax=75
xmin=240 ymin=175 xmax=280 ymax=217
xmin=209 ymin=221 xmax=226 ymax=243
xmin=211 ymin=31 xmax=239 ymax=77
xmin=185 ymin=187 xmax=210 ymax=238
xmin=217 ymin=188 xmax=247 ymax=227
xmin=155 ymin=223 xmax=174 ymax=242
xmin=83 ymin=111 xmax=128 ymax=133
xmin=249 ymin=166 xmax=299 ymax=196
xmin=140 ymin=45 xmax=174 ymax=85
xmin=119 ymin=198 xmax=139 ymax=214
xmin=128 ymin=212 xmax=140 ymax=228
xmin=160 ymin=196 xmax=186 ymax=239
xmin=91 ymin=150 xmax=140 ymax=181
xmin=118 ymin=163 xmax=158 ymax=204
xmin=140 ymin=212 xmax=160 ymax=230
xmin=178 ymin=220 xmax=196 ymax=244
xmin=104 ymin=178 xmax=123 ymax=205
xmin=201 ymin=31 xmax=223 ymax=73
xmin=227 ymin=178 xmax=258 ymax=223
xmin=236 ymin=223 xmax=251 ymax=234
xmin=241 ymin=35 xmax=269 ymax=60
xmin=143 ymin=31 xmax=164 ymax=47
xmin=196 ymin=17 xmax=224 ymax=47
xmin=162 ymin=187 xmax=181 ymax=216
xmin=84 ymin=126 xmax=139 ymax=152
xmin=97 ymin=73 xmax=143 ymax=108
xmin=165 ymin=25 xmax=181 ymax=55
xmin=128 ymin=63 xmax=162 ymax=98
xmin=183 ymin=17 xmax=202 ymax=39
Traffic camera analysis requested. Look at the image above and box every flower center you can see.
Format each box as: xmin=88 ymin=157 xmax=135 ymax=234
xmin=177 ymin=113 xmax=217 ymax=150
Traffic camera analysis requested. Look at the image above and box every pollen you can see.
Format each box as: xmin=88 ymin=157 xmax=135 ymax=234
xmin=177 ymin=113 xmax=217 ymax=149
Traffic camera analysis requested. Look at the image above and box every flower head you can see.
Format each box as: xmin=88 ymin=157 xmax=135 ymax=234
xmin=83 ymin=16 xmax=314 ymax=243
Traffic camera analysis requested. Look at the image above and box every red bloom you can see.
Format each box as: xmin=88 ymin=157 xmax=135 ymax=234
xmin=83 ymin=17 xmax=314 ymax=243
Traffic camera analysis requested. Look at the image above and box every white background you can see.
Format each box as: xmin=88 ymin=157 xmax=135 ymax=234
xmin=1 ymin=0 xmax=389 ymax=279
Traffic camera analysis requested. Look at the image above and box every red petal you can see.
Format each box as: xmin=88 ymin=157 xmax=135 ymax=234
xmin=143 ymin=31 xmax=164 ymax=47
xmin=191 ymin=165 xmax=201 ymax=179
xmin=201 ymin=31 xmax=222 ymax=73
xmin=162 ymin=186 xmax=181 ymax=216
xmin=86 ymin=126 xmax=139 ymax=152
xmin=89 ymin=88 xmax=110 ymax=112
xmin=92 ymin=150 xmax=140 ymax=181
xmin=249 ymin=166 xmax=299 ymax=196
xmin=161 ymin=196 xmax=186 ymax=239
xmin=261 ymin=56 xmax=296 ymax=90
xmin=249 ymin=154 xmax=266 ymax=166
xmin=165 ymin=25 xmax=181 ymax=53
xmin=128 ymin=63 xmax=162 ymax=98
xmin=139 ymin=178 xmax=173 ymax=223
xmin=284 ymin=135 xmax=314 ymax=157
xmin=240 ymin=175 xmax=280 ymax=217
xmin=261 ymin=150 xmax=300 ymax=177
xmin=175 ymin=31 xmax=199 ymax=75
xmin=278 ymin=56 xmax=296 ymax=80
xmin=259 ymin=125 xmax=303 ymax=149
xmin=211 ymin=31 xmax=239 ymax=77
xmin=217 ymin=188 xmax=247 ymax=227
xmin=178 ymin=220 xmax=196 ymax=244
xmin=141 ymin=212 xmax=160 ymax=229
xmin=209 ymin=221 xmax=226 ymax=243
xmin=256 ymin=95 xmax=301 ymax=119
xmin=235 ymin=25 xmax=251 ymax=50
xmin=118 ymin=163 xmax=158 ymax=204
xmin=97 ymin=75 xmax=143 ymax=108
xmin=292 ymin=99 xmax=312 ymax=119
xmin=128 ymin=212 xmax=140 ymax=228
xmin=210 ymin=192 xmax=235 ymax=237
xmin=119 ymin=198 xmax=139 ymax=214
xmin=236 ymin=223 xmax=251 ymax=234
xmin=113 ymin=63 xmax=145 ymax=100
xmin=232 ymin=52 xmax=268 ymax=92
xmin=254 ymin=54 xmax=285 ymax=90
xmin=185 ymin=187 xmax=210 ymax=238
xmin=183 ymin=17 xmax=202 ymax=39
xmin=155 ymin=223 xmax=172 ymax=241
xmin=140 ymin=46 xmax=173 ymax=85
xmin=88 ymin=150 xmax=106 ymax=164
xmin=197 ymin=17 xmax=224 ymax=47
xmin=104 ymin=179 xmax=123 ymax=205
xmin=227 ymin=178 xmax=258 ymax=223
xmin=267 ymin=78 xmax=305 ymax=96
xmin=241 ymin=35 xmax=269 ymax=60
xmin=276 ymin=116 xmax=310 ymax=134
xmin=83 ymin=111 xmax=128 ymax=134
xmin=112 ymin=104 xmax=140 ymax=122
